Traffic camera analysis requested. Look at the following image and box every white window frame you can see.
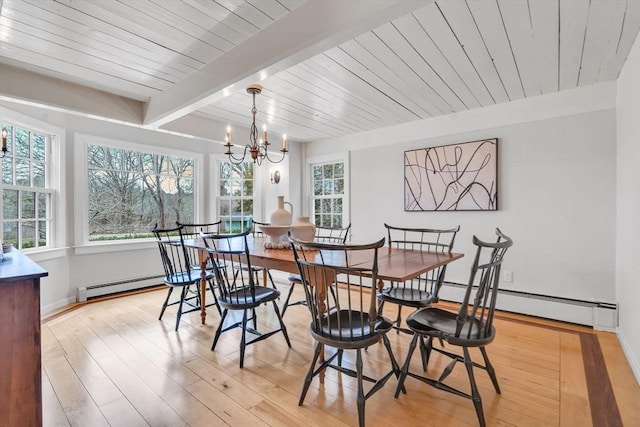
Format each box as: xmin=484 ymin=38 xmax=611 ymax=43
xmin=210 ymin=154 xmax=264 ymax=228
xmin=305 ymin=152 xmax=350 ymax=229
xmin=74 ymin=133 xmax=204 ymax=254
xmin=0 ymin=107 xmax=66 ymax=261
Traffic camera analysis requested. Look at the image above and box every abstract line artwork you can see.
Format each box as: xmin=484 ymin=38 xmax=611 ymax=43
xmin=404 ymin=138 xmax=498 ymax=211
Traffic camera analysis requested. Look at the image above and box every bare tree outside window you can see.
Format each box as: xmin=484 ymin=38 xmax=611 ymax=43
xmin=218 ymin=161 xmax=253 ymax=233
xmin=311 ymin=162 xmax=344 ymax=228
xmin=87 ymin=144 xmax=194 ymax=241
xmin=1 ymin=123 xmax=52 ymax=250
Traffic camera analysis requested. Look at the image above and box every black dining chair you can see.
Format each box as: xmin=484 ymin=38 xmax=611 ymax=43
xmin=238 ymin=218 xmax=278 ymax=290
xmin=290 ymin=235 xmax=404 ymax=427
xmin=152 ymin=225 xmax=218 ymax=330
xmin=177 ymin=220 xmax=222 ymax=270
xmin=394 ymin=228 xmax=513 ymax=427
xmin=282 ymin=223 xmax=351 ymax=317
xmin=203 ymin=230 xmax=291 ymax=368
xmin=377 ymin=224 xmax=460 ymax=334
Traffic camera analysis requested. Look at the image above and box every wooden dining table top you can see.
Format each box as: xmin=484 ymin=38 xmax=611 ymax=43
xmin=183 ymin=235 xmax=464 ymax=283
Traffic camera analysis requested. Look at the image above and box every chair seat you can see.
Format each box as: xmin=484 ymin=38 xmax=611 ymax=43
xmin=288 ymin=274 xmax=302 ymax=283
xmin=311 ymin=310 xmax=393 ymax=348
xmin=406 ymin=307 xmax=496 ymax=347
xmin=377 ymin=288 xmax=436 ymax=307
xmin=219 ymin=285 xmax=280 ymax=309
xmin=165 ymin=270 xmax=214 ymax=286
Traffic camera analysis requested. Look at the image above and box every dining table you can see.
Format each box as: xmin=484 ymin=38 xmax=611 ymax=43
xmin=182 ymin=235 xmax=465 ymax=325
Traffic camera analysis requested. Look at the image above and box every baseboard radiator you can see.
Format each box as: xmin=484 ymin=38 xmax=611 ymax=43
xmin=78 ymin=275 xmax=165 ymax=302
xmin=440 ymin=281 xmax=618 ymax=331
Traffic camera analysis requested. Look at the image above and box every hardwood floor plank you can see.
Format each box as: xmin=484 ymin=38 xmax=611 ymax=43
xmin=580 ymin=333 xmax=623 ymax=427
xmin=42 ymin=369 xmax=70 ymax=427
xmin=40 ymin=288 xmax=639 ymax=427
xmin=597 ymin=331 xmax=640 ymax=427
xmin=560 ymin=332 xmax=591 ymax=426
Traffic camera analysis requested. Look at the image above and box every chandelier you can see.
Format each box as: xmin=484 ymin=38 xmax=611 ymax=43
xmin=224 ymin=84 xmax=288 ymax=165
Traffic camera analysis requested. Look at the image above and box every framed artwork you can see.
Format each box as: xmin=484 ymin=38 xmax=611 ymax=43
xmin=404 ymin=138 xmax=498 ymax=211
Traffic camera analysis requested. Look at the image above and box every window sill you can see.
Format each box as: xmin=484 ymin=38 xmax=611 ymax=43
xmin=74 ymin=240 xmax=156 ymax=255
xmin=22 ymin=247 xmax=69 ymax=262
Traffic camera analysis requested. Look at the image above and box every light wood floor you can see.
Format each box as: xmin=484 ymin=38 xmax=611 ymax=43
xmin=41 ymin=284 xmax=639 ymax=426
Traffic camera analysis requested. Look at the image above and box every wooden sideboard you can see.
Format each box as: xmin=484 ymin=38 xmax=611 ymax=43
xmin=0 ymin=246 xmax=48 ymax=427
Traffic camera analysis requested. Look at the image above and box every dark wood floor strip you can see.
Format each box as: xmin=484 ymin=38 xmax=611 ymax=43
xmin=580 ymin=333 xmax=624 ymax=427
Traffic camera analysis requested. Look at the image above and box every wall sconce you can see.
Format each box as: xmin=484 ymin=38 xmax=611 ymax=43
xmin=1 ymin=128 xmax=7 ymax=158
xmin=270 ymin=170 xmax=281 ymax=184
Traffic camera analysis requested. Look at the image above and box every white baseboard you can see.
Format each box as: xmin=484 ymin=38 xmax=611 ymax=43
xmin=439 ymin=283 xmax=617 ymax=327
xmin=78 ymin=275 xmax=165 ymax=302
xmin=618 ymin=330 xmax=640 ymax=386
xmin=41 ymin=297 xmax=76 ymax=316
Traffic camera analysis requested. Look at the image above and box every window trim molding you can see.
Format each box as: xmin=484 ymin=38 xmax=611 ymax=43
xmin=209 ymin=153 xmax=265 ymax=226
xmin=305 ymin=151 xmax=350 ymax=228
xmin=0 ymin=106 xmax=66 ymax=251
xmin=74 ymin=133 xmax=204 ymax=248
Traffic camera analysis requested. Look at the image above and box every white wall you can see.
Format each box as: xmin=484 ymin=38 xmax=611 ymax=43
xmin=616 ymin=32 xmax=640 ymax=381
xmin=307 ymin=84 xmax=618 ymax=323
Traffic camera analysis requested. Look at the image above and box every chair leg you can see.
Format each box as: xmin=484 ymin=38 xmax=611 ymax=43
xmin=272 ymin=300 xmax=291 ymax=347
xmin=175 ymin=287 xmax=187 ymax=331
xmin=419 ymin=335 xmax=433 ymax=371
xmin=299 ymin=343 xmax=323 ymax=406
xmin=208 ymin=280 xmax=222 ymax=316
xmin=480 ymin=346 xmax=501 ymax=394
xmin=159 ymin=287 xmax=173 ymax=320
xmin=395 ymin=333 xmax=419 ymax=398
xmin=356 ymin=348 xmax=365 ymax=427
xmin=240 ymin=309 xmax=248 ymax=368
xmin=211 ymin=309 xmax=228 ymax=351
xmin=463 ymin=347 xmax=486 ymax=427
xmin=395 ymin=305 xmax=402 ymax=333
xmin=382 ymin=334 xmax=406 ymax=395
xmin=281 ymin=282 xmax=296 ymax=318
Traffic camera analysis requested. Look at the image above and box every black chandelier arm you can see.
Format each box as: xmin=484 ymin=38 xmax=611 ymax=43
xmin=224 ymin=144 xmax=253 ymax=165
xmin=262 ymin=147 xmax=288 ymax=164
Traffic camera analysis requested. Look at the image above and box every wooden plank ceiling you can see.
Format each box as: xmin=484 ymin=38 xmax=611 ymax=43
xmin=1 ymin=0 xmax=639 ymax=144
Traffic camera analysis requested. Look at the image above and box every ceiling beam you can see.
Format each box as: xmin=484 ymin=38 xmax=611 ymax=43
xmin=144 ymin=0 xmax=430 ymax=128
xmin=0 ymin=63 xmax=144 ymax=123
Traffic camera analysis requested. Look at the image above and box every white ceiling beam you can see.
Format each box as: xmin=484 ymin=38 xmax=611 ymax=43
xmin=0 ymin=63 xmax=144 ymax=123
xmin=143 ymin=0 xmax=430 ymax=128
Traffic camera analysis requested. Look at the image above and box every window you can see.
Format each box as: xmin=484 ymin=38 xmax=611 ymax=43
xmin=1 ymin=123 xmax=53 ymax=250
xmin=218 ymin=161 xmax=253 ymax=233
xmin=87 ymin=144 xmax=195 ymax=241
xmin=311 ymin=161 xmax=345 ymax=228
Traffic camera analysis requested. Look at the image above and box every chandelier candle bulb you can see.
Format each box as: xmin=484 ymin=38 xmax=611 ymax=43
xmin=263 ymin=124 xmax=268 ymax=144
xmin=282 ymin=134 xmax=287 ymax=151
xmin=226 ymin=126 xmax=231 ymax=145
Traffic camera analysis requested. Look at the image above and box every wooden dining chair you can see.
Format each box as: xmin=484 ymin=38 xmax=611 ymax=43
xmin=290 ymin=235 xmax=405 ymax=427
xmin=377 ymin=223 xmax=460 ymax=335
xmin=203 ymin=230 xmax=291 ymax=368
xmin=241 ymin=219 xmax=278 ymax=290
xmin=177 ymin=221 xmax=222 ymax=269
xmin=152 ymin=225 xmax=218 ymax=330
xmin=282 ymin=223 xmax=351 ymax=317
xmin=394 ymin=228 xmax=513 ymax=427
